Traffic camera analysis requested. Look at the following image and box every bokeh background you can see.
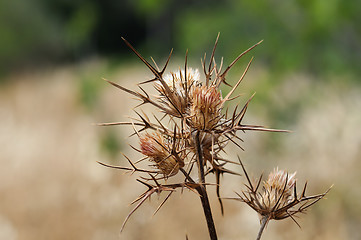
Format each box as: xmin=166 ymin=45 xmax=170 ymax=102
xmin=1 ymin=0 xmax=361 ymax=239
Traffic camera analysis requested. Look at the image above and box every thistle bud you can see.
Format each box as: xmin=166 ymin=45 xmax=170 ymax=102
xmin=139 ymin=132 xmax=182 ymax=176
xmin=190 ymin=85 xmax=222 ymax=130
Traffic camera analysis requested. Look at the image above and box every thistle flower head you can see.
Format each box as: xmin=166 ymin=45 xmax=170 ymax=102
xmin=259 ymin=168 xmax=297 ymax=214
xmin=236 ymin=161 xmax=330 ymax=225
xmin=154 ymin=68 xmax=200 ymax=117
xmin=190 ymin=85 xmax=223 ymax=130
xmin=163 ymin=68 xmax=200 ymax=93
xmin=139 ymin=132 xmax=183 ymax=176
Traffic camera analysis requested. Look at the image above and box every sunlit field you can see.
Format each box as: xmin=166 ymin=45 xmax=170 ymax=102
xmin=1 ymin=58 xmax=360 ymax=240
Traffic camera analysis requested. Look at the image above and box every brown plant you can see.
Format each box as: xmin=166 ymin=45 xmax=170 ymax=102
xmin=230 ymin=159 xmax=331 ymax=240
xmin=97 ymin=33 xmax=329 ymax=240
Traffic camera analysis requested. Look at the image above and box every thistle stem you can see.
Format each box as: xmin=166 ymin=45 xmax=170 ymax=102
xmin=193 ymin=131 xmax=218 ymax=240
xmin=256 ymin=216 xmax=269 ymax=240
xmin=194 ymin=131 xmax=206 ymax=183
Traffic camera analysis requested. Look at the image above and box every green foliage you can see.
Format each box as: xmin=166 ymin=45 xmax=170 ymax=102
xmin=64 ymin=2 xmax=98 ymax=54
xmin=131 ymin=0 xmax=171 ymax=17
xmin=0 ymin=0 xmax=64 ymax=74
xmin=174 ymin=0 xmax=361 ymax=78
xmin=1 ymin=0 xmax=360 ymax=79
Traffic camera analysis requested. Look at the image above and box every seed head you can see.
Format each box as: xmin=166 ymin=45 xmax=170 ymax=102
xmin=163 ymin=68 xmax=200 ymax=94
xmin=155 ymin=68 xmax=200 ymax=117
xmin=259 ymin=169 xmax=297 ymax=214
xmin=236 ymin=162 xmax=330 ymax=225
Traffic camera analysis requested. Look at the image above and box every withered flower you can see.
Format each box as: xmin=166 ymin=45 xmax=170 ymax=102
xmin=190 ymin=85 xmax=222 ymax=130
xmin=260 ymin=168 xmax=297 ymax=215
xmin=235 ymin=160 xmax=331 ymax=240
xmin=139 ymin=131 xmax=184 ymax=176
xmin=155 ymin=68 xmax=201 ymax=116
xmin=162 ymin=68 xmax=200 ymax=93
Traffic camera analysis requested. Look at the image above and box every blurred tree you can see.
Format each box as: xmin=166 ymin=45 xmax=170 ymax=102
xmin=0 ymin=0 xmax=65 ymax=74
xmin=1 ymin=0 xmax=360 ymax=79
xmin=174 ymin=0 xmax=361 ymax=77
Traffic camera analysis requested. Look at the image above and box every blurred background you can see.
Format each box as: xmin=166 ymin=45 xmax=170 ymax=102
xmin=1 ymin=0 xmax=360 ymax=239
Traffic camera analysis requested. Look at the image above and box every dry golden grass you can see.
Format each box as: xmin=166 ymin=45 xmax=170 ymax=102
xmin=0 ymin=61 xmax=360 ymax=239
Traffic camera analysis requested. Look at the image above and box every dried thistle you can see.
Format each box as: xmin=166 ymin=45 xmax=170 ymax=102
xmin=190 ymin=85 xmax=222 ymax=130
xmin=139 ymin=131 xmax=184 ymax=176
xmin=155 ymin=68 xmax=201 ymax=116
xmin=96 ymin=33 xmax=329 ymax=240
xmin=233 ymin=159 xmax=331 ymax=240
